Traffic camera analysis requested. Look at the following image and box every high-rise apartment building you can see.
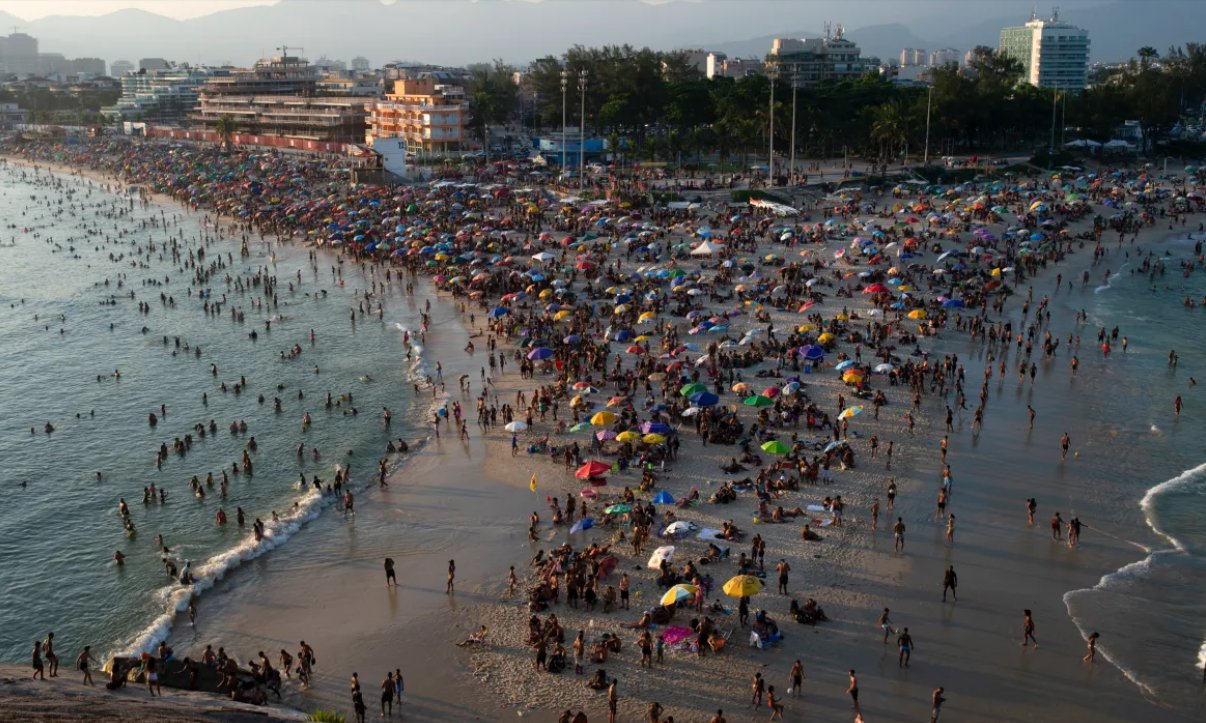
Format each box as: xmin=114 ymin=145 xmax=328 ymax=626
xmin=999 ymin=10 xmax=1090 ymax=90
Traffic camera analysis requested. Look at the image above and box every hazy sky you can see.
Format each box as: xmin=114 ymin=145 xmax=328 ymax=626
xmin=0 ymin=0 xmax=275 ymax=21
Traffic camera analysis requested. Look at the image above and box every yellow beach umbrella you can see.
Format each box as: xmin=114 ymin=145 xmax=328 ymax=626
xmin=722 ymin=575 xmax=763 ymax=598
xmin=570 ymin=394 xmax=585 ymax=407
xmin=817 ymin=332 xmax=836 ymax=345
xmin=616 ymin=430 xmax=641 ymax=443
xmin=638 ymin=311 xmax=657 ymax=323
xmin=907 ymin=309 xmax=928 ymax=320
xmin=642 ymin=433 xmax=667 ymax=444
xmin=842 ymin=370 xmax=865 ymax=383
xmin=838 ymin=405 xmax=864 ymax=419
xmin=796 ymin=324 xmax=816 ymax=333
xmin=553 ymin=310 xmax=571 ymax=321
xmin=590 ymin=411 xmax=617 ymax=426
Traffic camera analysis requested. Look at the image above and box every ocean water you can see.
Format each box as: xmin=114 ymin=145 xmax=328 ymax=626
xmin=0 ymin=165 xmax=434 ymax=663
xmin=1060 ymin=235 xmax=1206 ymax=711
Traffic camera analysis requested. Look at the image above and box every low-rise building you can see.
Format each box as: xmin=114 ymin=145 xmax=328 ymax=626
xmin=192 ymin=94 xmax=371 ymax=143
xmin=769 ymin=26 xmax=873 ymax=86
xmin=102 ymin=67 xmax=219 ymax=123
xmin=706 ymin=53 xmax=765 ymax=79
xmin=365 ymin=75 xmax=467 ymax=152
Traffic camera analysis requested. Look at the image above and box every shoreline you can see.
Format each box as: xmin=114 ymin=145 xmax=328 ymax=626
xmin=3 ymin=137 xmax=1205 ymax=721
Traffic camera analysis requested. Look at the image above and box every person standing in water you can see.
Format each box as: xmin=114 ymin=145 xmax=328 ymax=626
xmin=446 ymin=559 xmax=455 ymax=593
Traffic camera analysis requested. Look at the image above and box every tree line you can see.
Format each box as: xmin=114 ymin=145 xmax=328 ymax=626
xmin=464 ymin=42 xmax=1206 ymax=166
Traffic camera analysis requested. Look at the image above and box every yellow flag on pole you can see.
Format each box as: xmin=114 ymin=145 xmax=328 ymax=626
xmin=529 ymin=473 xmax=537 ymax=492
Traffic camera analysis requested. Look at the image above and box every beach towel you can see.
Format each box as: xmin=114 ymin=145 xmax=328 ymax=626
xmin=661 ymin=626 xmax=694 ymax=645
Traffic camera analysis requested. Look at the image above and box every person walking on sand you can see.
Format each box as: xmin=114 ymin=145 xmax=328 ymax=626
xmin=380 ymin=671 xmax=395 ymax=717
xmin=384 ymin=557 xmax=396 ymax=587
xmin=1060 ymin=432 xmax=1070 ymax=460
xmin=946 ymin=513 xmax=956 ymax=543
xmin=1022 ymin=609 xmax=1039 ymax=647
xmin=1027 ymin=497 xmax=1037 ymax=526
xmin=775 ymin=559 xmax=791 ymax=594
xmin=43 ymin=632 xmax=59 ymax=677
xmin=352 ymin=686 xmax=367 ymax=723
xmin=31 ymin=640 xmax=44 ymax=680
xmin=879 ymin=608 xmax=893 ymax=642
xmin=789 ymin=660 xmax=804 ymax=697
xmin=893 ymin=517 xmax=906 ymax=552
xmin=75 ymin=646 xmax=97 ymax=686
xmin=767 ymin=685 xmax=784 ymax=720
xmin=607 ymin=677 xmax=619 ymax=723
xmin=897 ymin=627 xmax=914 ymax=667
xmin=446 ymin=559 xmax=455 ymax=593
xmin=751 ymin=671 xmax=765 ymax=708
xmin=942 ymin=565 xmax=957 ymax=602
xmin=1083 ymin=632 xmax=1100 ymax=663
xmin=848 ymin=670 xmax=860 ymax=711
xmin=931 ymin=686 xmax=946 ymax=723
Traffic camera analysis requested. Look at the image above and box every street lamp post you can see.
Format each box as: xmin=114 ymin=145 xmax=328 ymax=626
xmin=560 ymin=70 xmax=568 ymax=176
xmin=789 ymin=70 xmax=798 ymax=184
xmin=923 ymin=83 xmax=932 ymax=166
xmin=578 ymin=69 xmax=588 ymax=187
xmin=767 ymin=68 xmax=777 ymax=184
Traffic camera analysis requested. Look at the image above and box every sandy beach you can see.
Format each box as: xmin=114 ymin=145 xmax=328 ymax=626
xmin=4 ymin=137 xmax=1205 ymax=723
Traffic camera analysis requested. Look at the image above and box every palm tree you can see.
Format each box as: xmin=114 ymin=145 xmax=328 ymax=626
xmin=870 ymin=102 xmax=907 ymax=164
xmin=214 ymin=115 xmax=236 ymax=150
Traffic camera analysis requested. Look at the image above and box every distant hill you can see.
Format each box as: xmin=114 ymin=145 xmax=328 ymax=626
xmin=8 ymin=0 xmax=1204 ymax=69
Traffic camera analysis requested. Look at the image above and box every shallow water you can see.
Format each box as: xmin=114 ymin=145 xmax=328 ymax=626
xmin=1053 ymin=237 xmax=1206 ymax=710
xmin=0 ymin=166 xmax=435 ymax=662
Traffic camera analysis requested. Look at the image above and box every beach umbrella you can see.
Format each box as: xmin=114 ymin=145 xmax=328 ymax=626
xmin=760 ymin=440 xmax=790 ymax=455
xmin=615 ymin=430 xmax=641 ymax=443
xmin=842 ymin=370 xmax=865 ymax=384
xmin=604 ymin=503 xmax=633 ymax=515
xmin=744 ymin=395 xmax=774 ymax=408
xmin=595 ymin=430 xmax=618 ymax=441
xmin=642 ymin=421 xmax=672 ymax=435
xmin=838 ymin=405 xmax=864 ymax=419
xmin=652 ymin=490 xmax=675 ymax=504
xmin=874 ymin=363 xmax=895 ymax=373
xmin=526 ymin=347 xmax=554 ymax=361
xmin=680 ymin=382 xmax=708 ymax=397
xmin=907 ymin=309 xmax=928 ymax=320
xmin=941 ymin=298 xmax=966 ymax=308
xmin=642 ymin=433 xmax=667 ymax=444
xmin=834 ymin=360 xmax=856 ymax=371
xmin=681 ymin=406 xmax=703 ymax=417
xmin=503 ymin=421 xmax=528 ymax=432
xmin=570 ymin=422 xmax=591 ymax=433
xmin=647 ymin=545 xmax=675 ymax=569
xmin=590 ymin=411 xmax=617 ymax=426
xmin=576 ymin=460 xmax=612 ymax=479
xmin=579 ymin=488 xmax=598 ymax=499
xmin=799 ymin=345 xmax=825 ymax=361
xmin=569 ymin=518 xmax=595 ymax=534
xmin=722 ymin=575 xmax=763 ymax=598
xmin=660 ymin=583 xmax=698 ymax=606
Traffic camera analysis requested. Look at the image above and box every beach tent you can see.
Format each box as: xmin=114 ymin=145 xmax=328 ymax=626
xmin=647 ymin=545 xmax=675 ymax=569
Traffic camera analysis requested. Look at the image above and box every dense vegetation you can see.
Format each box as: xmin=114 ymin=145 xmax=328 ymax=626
xmin=467 ymin=43 xmax=1206 ymax=164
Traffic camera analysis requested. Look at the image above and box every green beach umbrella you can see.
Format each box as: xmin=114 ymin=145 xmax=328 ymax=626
xmin=760 ymin=440 xmax=789 ymax=455
xmin=679 ymin=382 xmax=707 ymax=397
xmin=744 ymin=395 xmax=774 ymax=408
